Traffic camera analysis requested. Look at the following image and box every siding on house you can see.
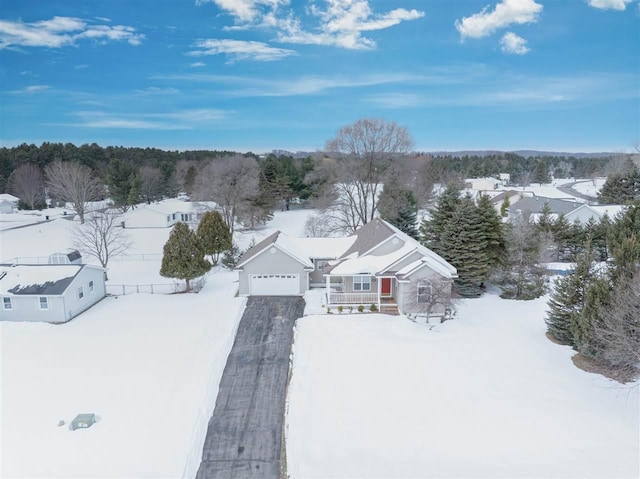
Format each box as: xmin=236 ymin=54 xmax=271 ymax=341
xmin=0 ymin=265 xmax=106 ymax=323
xmin=397 ymin=264 xmax=450 ymax=316
xmin=237 ymin=247 xmax=309 ymax=296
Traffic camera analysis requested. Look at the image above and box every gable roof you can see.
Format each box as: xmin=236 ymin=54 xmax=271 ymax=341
xmin=0 ymin=264 xmax=85 ymax=295
xmin=0 ymin=193 xmax=20 ymax=203
xmin=510 ymin=196 xmax=582 ymax=216
xmin=328 ymin=218 xmax=457 ymax=279
xmin=340 ymin=219 xmax=396 ymax=258
xmin=236 ymin=231 xmax=314 ymax=269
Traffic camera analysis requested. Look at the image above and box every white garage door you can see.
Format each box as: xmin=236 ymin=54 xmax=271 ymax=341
xmin=249 ymin=274 xmax=301 ymax=296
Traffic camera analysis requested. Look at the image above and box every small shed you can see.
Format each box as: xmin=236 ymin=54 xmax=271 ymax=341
xmin=49 ymin=250 xmax=82 ymax=265
xmin=0 ymin=194 xmax=20 ymax=214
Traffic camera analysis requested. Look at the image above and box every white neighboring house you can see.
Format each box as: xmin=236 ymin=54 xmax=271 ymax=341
xmin=123 ymin=201 xmax=194 ymax=228
xmin=48 ymin=249 xmax=82 ymax=265
xmin=563 ymin=204 xmax=626 ymax=225
xmin=0 ymin=193 xmax=20 ymax=214
xmin=235 ymin=218 xmax=458 ymax=316
xmin=0 ymin=264 xmax=106 ymax=323
xmin=465 ymin=177 xmax=504 ymax=191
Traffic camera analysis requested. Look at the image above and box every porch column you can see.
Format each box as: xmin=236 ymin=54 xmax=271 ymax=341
xmin=377 ymin=276 xmax=381 ymax=311
xmin=325 ymin=274 xmax=331 ymax=305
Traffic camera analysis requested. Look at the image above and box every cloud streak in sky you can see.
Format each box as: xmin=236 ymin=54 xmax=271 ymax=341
xmin=0 ymin=16 xmax=144 ymax=50
xmin=188 ymin=39 xmax=296 ymax=61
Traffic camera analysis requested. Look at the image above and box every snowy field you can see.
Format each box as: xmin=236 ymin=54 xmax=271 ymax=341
xmin=0 ymin=272 xmax=245 ymax=478
xmin=286 ymin=293 xmax=640 ymax=478
xmin=0 ymin=206 xmax=316 ymax=478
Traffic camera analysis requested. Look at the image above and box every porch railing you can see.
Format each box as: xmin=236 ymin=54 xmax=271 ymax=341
xmin=328 ymin=292 xmax=378 ymax=304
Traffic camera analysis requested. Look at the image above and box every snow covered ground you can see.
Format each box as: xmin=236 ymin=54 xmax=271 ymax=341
xmin=572 ymin=178 xmax=606 ymax=198
xmin=0 ymin=272 xmax=245 ymax=478
xmin=0 ymin=206 xmax=317 ymax=478
xmin=286 ymin=293 xmax=640 ymax=478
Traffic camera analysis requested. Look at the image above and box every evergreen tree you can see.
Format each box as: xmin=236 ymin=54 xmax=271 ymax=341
xmin=546 ymin=239 xmax=596 ymax=345
xmin=419 ymin=184 xmax=460 ymax=255
xmin=160 ymin=222 xmax=211 ymax=291
xmin=598 ymin=163 xmax=640 ymax=204
xmin=476 ymin=194 xmax=506 ymax=272
xmin=183 ymin=165 xmax=197 ymax=196
xmin=500 ymin=194 xmax=510 ymax=217
xmin=500 ymin=216 xmax=547 ymax=300
xmin=106 ymin=159 xmax=139 ymax=210
xmin=533 ymin=159 xmax=550 ymax=184
xmin=379 ymin=182 xmax=418 ymax=239
xmin=127 ymin=171 xmax=141 ymax=208
xmin=444 ymin=196 xmax=488 ymax=297
xmin=573 ymin=276 xmax=611 ymax=357
xmin=196 ymin=210 xmax=232 ymax=265
xmin=606 ymin=204 xmax=640 ymax=283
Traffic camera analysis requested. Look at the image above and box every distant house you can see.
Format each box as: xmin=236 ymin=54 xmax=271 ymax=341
xmin=123 ymin=201 xmax=193 ymax=228
xmin=0 ymin=264 xmax=106 ymax=323
xmin=509 ymin=196 xmax=583 ymax=222
xmin=235 ymin=218 xmax=458 ymax=316
xmin=465 ymin=177 xmax=502 ymax=191
xmin=563 ymin=204 xmax=626 ymax=225
xmin=0 ymin=194 xmax=20 ymax=214
xmin=489 ymin=190 xmax=531 ymax=214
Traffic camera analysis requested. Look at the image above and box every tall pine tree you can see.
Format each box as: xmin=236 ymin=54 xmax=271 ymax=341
xmin=160 ymin=222 xmax=211 ymax=291
xmin=419 ymin=184 xmax=460 ymax=255
xmin=476 ymin=194 xmax=506 ymax=272
xmin=196 ymin=210 xmax=232 ymax=266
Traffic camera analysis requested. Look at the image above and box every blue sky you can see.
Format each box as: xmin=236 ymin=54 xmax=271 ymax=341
xmin=1 ymin=0 xmax=638 ymax=153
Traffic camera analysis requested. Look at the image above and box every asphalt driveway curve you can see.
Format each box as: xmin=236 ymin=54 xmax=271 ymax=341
xmin=196 ymin=296 xmax=305 ymax=479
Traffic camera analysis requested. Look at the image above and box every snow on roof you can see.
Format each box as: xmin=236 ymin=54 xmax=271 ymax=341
xmin=0 ymin=194 xmax=20 ymax=203
xmin=284 ymin=236 xmax=356 ymax=259
xmin=0 ymin=264 xmax=82 ymax=295
xmin=589 ymin=205 xmax=626 ymax=218
xmin=330 ymin=243 xmax=416 ymax=275
xmin=274 ymin=234 xmax=314 ymax=268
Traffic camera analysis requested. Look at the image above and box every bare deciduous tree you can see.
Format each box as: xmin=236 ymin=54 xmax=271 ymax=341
xmin=593 ymin=268 xmax=640 ymax=378
xmin=45 ymin=161 xmax=103 ymax=224
xmin=405 ymin=278 xmax=455 ymax=323
xmin=192 ymin=155 xmax=260 ymax=235
xmin=324 ymin=118 xmax=414 ymax=231
xmin=8 ymin=163 xmax=45 ymax=210
xmin=139 ymin=166 xmax=163 ymax=203
xmin=72 ymin=210 xmax=133 ymax=277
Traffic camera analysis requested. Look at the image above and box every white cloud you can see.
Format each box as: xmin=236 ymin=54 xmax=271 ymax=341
xmin=198 ymin=0 xmax=424 ymax=50
xmin=188 ymin=39 xmax=296 ymax=61
xmin=196 ymin=0 xmax=288 ymax=22
xmin=587 ymin=0 xmax=633 ymax=10
xmin=455 ymin=0 xmax=543 ymax=39
xmin=0 ymin=16 xmax=144 ymax=50
xmin=500 ymin=32 xmax=530 ymax=54
xmin=190 ymin=61 xmax=206 ymax=67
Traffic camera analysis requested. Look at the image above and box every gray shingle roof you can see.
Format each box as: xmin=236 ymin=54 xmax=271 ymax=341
xmin=510 ymin=196 xmax=582 ymax=216
xmin=339 ymin=218 xmax=396 ymax=258
xmin=236 ymin=231 xmax=280 ymax=267
xmin=0 ymin=264 xmax=83 ymax=295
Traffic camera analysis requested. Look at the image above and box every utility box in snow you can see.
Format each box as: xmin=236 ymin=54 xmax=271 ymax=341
xmin=70 ymin=413 xmax=96 ymax=430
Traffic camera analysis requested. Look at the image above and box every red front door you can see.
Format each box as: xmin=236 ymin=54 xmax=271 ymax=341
xmin=381 ymin=278 xmax=391 ymax=296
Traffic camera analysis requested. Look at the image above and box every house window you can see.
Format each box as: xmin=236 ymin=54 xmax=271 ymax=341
xmin=316 ymin=260 xmax=329 ymax=271
xmin=89 ymin=280 xmax=94 ymax=293
xmin=353 ymin=275 xmax=371 ymax=291
xmin=417 ymin=281 xmax=432 ymax=304
xmin=78 ymin=287 xmax=84 ymax=300
xmin=2 ymin=297 xmax=12 ymax=310
xmin=181 ymin=213 xmax=190 ymax=221
xmin=167 ymin=215 xmax=170 ymax=222
xmin=172 ymin=213 xmax=176 ymax=220
xmin=39 ymin=297 xmax=48 ymax=310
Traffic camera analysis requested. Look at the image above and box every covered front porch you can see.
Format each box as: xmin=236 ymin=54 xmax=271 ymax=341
xmin=325 ymin=274 xmax=398 ymax=311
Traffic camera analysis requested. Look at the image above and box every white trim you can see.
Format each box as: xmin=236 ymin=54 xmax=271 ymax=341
xmin=39 ymin=296 xmax=49 ymax=310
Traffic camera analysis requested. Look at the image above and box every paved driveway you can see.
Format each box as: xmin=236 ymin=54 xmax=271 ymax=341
xmin=196 ymin=296 xmax=305 ymax=479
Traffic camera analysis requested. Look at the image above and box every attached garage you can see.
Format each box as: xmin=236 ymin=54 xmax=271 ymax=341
xmin=249 ymin=274 xmax=301 ymax=296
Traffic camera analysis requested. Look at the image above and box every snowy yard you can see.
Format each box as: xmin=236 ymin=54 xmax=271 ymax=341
xmin=0 ymin=271 xmax=245 ymax=478
xmin=286 ymin=293 xmax=640 ymax=478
